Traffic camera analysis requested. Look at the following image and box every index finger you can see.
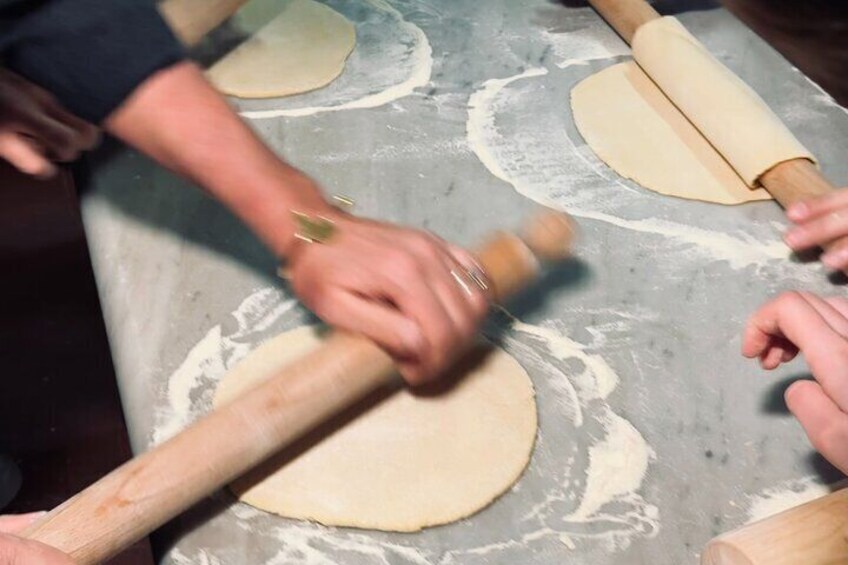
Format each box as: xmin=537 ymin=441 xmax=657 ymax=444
xmin=787 ymin=189 xmax=848 ymax=222
xmin=745 ymin=292 xmax=848 ymax=408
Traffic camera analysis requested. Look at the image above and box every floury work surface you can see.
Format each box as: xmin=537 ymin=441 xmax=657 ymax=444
xmin=78 ymin=1 xmax=848 ymax=563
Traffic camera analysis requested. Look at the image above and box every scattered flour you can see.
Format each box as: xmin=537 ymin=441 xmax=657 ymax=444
xmin=744 ymin=476 xmax=847 ymax=524
xmin=152 ymin=289 xmax=659 ymax=562
xmin=152 ymin=288 xmax=300 ymax=445
xmin=540 ymin=13 xmax=629 ymax=68
xmin=466 ymin=66 xmax=793 ymax=271
xmin=238 ymin=0 xmax=432 ymax=119
xmin=170 ymin=548 xmax=222 ymax=565
xmin=509 ymin=313 xmax=619 ymax=405
xmin=569 ymin=412 xmax=653 ymax=521
xmin=467 ymin=68 xmax=550 ymax=187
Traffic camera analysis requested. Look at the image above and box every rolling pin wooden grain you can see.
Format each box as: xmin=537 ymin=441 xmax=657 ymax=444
xmin=587 ymin=0 xmax=845 ymax=253
xmin=21 ymin=211 xmax=575 ymax=564
xmin=159 ymin=0 xmax=250 ymax=46
xmin=701 ymin=488 xmax=848 ymax=565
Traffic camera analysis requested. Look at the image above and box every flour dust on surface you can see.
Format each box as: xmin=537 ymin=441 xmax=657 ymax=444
xmin=153 ymin=288 xmax=659 ymax=563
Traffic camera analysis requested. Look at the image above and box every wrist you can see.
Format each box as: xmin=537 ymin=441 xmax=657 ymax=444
xmin=241 ymin=173 xmax=339 ymax=259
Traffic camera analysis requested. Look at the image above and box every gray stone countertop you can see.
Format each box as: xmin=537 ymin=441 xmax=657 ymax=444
xmin=79 ymin=1 xmax=848 ymax=563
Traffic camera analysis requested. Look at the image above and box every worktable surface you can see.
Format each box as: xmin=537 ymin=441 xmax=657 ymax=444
xmin=79 ymin=1 xmax=848 ymax=563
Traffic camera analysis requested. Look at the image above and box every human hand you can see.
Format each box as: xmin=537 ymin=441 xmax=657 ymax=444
xmin=0 ymin=512 xmax=73 ymax=564
xmin=100 ymin=60 xmax=489 ymax=383
xmin=742 ymin=291 xmax=848 ymax=473
xmin=286 ymin=208 xmax=490 ymax=386
xmin=0 ymin=68 xmax=99 ymax=178
xmin=785 ymin=191 xmax=848 ymax=271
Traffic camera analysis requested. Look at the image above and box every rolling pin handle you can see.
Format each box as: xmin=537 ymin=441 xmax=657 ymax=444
xmin=586 ymin=0 xmax=661 ymax=44
xmin=702 ymin=488 xmax=848 ymax=565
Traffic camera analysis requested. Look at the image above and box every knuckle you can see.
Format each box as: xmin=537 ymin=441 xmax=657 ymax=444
xmin=834 ymin=342 xmax=848 ymax=365
xmin=290 ymin=275 xmax=320 ymax=304
xmin=409 ymin=231 xmax=443 ymax=254
xmin=776 ymin=291 xmax=804 ymax=310
xmin=418 ymin=241 xmax=444 ymax=263
xmin=47 ymin=124 xmax=73 ymax=146
xmin=830 ymin=296 xmax=848 ymax=312
xmin=386 ymin=251 xmax=422 ymax=284
xmin=305 ymin=289 xmax=332 ymax=318
xmin=814 ymin=422 xmax=848 ymax=456
xmin=387 ymin=249 xmax=418 ymax=273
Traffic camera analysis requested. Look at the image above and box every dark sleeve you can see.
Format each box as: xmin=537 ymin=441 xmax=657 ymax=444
xmin=3 ymin=0 xmax=185 ymax=123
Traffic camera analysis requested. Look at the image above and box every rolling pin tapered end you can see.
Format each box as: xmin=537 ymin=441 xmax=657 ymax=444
xmin=701 ymin=540 xmax=755 ymax=565
xmin=521 ymin=210 xmax=577 ymax=261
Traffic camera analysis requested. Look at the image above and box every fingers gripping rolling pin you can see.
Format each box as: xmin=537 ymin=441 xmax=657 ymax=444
xmin=21 ymin=211 xmax=575 ymax=564
xmin=587 ymin=0 xmax=848 ymax=257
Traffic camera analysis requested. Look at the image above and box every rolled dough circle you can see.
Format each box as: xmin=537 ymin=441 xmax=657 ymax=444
xmin=571 ymin=61 xmax=772 ymax=205
xmin=632 ymin=17 xmax=815 ymax=188
xmin=213 ymin=326 xmax=538 ymax=532
xmin=207 ymin=0 xmax=356 ymax=99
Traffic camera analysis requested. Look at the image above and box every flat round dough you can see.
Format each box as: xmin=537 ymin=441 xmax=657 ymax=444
xmin=214 ymin=326 xmax=537 ymax=532
xmin=571 ymin=61 xmax=772 ymax=205
xmin=207 ymin=0 xmax=356 ymax=99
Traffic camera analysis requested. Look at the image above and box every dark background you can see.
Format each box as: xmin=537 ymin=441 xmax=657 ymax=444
xmin=0 ymin=162 xmax=152 ymax=563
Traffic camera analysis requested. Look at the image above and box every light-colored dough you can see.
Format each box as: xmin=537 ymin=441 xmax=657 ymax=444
xmin=572 ymin=61 xmax=772 ymax=204
xmin=213 ymin=326 xmax=537 ymax=532
xmin=632 ymin=16 xmax=815 ymax=188
xmin=207 ymin=0 xmax=355 ymax=99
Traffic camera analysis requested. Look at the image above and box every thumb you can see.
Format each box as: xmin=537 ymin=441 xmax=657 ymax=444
xmin=0 ymin=532 xmax=74 ymax=565
xmin=0 ymin=512 xmax=45 ymax=534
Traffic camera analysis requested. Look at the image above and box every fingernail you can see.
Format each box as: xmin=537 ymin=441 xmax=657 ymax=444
xmin=821 ymin=250 xmax=848 ymax=270
xmin=787 ymin=202 xmax=808 ymax=221
xmin=783 ymin=229 xmax=804 ymax=248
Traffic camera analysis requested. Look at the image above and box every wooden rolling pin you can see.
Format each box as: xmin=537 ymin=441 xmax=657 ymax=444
xmin=21 ymin=211 xmax=575 ymax=564
xmin=702 ymin=488 xmax=848 ymax=564
xmin=159 ymin=0 xmax=250 ymax=46
xmin=587 ymin=0 xmax=842 ymax=241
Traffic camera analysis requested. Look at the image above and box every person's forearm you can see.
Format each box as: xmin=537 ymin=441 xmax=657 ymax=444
xmin=105 ymin=61 xmax=329 ymax=257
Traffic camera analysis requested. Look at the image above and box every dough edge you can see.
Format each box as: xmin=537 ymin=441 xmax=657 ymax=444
xmin=214 ymin=326 xmax=539 ymax=532
xmin=207 ymin=0 xmax=357 ymax=99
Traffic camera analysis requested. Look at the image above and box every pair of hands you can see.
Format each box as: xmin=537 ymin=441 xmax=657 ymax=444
xmin=744 ymin=291 xmax=848 ymax=474
xmin=744 ymin=191 xmax=848 ymax=473
xmin=0 ymin=513 xmax=71 ymax=564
